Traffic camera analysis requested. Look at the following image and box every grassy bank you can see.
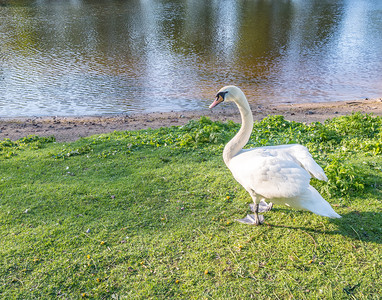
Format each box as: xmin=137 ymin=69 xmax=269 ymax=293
xmin=0 ymin=113 xmax=381 ymax=299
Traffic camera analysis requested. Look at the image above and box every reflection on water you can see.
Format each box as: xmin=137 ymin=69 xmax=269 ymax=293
xmin=0 ymin=0 xmax=381 ymax=117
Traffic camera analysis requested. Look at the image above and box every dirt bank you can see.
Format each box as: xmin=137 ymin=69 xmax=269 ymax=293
xmin=1 ymin=98 xmax=381 ymax=142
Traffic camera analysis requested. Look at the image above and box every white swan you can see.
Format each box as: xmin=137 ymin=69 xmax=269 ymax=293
xmin=209 ymin=86 xmax=341 ymax=225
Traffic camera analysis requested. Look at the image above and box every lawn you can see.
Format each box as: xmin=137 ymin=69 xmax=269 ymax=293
xmin=0 ymin=114 xmax=381 ymax=299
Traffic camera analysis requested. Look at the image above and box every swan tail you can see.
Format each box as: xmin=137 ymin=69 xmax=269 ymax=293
xmin=287 ymin=186 xmax=341 ymax=218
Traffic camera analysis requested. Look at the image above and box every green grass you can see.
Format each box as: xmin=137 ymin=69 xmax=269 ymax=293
xmin=0 ymin=113 xmax=381 ymax=299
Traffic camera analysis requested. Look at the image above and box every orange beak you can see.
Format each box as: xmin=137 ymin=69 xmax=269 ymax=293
xmin=209 ymin=94 xmax=224 ymax=109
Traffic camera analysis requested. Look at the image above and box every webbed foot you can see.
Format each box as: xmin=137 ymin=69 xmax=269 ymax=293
xmin=236 ymin=214 xmax=264 ymax=225
xmin=250 ymin=201 xmax=273 ymax=213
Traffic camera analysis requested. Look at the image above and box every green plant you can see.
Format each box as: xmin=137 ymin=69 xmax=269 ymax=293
xmin=1 ymin=114 xmax=381 ymax=299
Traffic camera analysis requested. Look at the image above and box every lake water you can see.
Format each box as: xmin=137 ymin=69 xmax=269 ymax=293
xmin=1 ymin=0 xmax=381 ymax=117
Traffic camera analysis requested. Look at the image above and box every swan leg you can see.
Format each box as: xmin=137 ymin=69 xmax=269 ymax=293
xmin=250 ymin=200 xmax=273 ymax=213
xmin=236 ymin=203 xmax=264 ymax=225
xmin=236 ymin=192 xmax=266 ymax=225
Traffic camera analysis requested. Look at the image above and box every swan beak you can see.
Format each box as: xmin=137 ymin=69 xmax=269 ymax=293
xmin=209 ymin=94 xmax=224 ymax=109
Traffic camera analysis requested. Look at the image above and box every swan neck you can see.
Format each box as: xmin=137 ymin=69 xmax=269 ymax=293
xmin=223 ymin=98 xmax=253 ymax=165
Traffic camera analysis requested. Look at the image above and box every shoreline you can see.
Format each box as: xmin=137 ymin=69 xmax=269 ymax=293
xmin=1 ymin=98 xmax=382 ymax=142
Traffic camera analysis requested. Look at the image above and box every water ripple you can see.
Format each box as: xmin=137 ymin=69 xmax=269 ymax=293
xmin=0 ymin=0 xmax=381 ymax=117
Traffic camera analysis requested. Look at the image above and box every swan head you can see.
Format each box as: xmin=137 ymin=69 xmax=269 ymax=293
xmin=209 ymin=85 xmax=246 ymax=109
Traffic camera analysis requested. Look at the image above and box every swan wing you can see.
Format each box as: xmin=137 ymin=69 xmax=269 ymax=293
xmin=229 ymin=155 xmax=311 ymax=199
xmin=286 ymin=145 xmax=328 ymax=181
xmin=251 ymin=145 xmax=327 ymax=181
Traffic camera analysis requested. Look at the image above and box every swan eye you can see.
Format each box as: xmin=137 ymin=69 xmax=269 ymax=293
xmin=216 ymin=91 xmax=228 ymax=101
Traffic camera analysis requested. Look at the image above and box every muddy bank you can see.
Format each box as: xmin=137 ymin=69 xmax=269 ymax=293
xmin=1 ymin=98 xmax=381 ymax=142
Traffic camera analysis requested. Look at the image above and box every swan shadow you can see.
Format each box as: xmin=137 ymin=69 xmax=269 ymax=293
xmin=268 ymin=209 xmax=382 ymax=244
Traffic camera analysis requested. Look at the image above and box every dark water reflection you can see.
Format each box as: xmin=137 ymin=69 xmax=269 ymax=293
xmin=1 ymin=0 xmax=381 ymax=116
